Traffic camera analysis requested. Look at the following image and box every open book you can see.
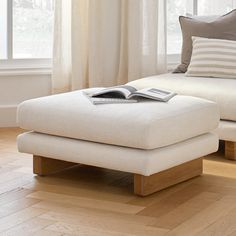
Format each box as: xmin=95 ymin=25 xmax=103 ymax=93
xmin=84 ymin=85 xmax=177 ymax=105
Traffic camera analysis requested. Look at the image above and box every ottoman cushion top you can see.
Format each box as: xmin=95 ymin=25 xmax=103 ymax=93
xmin=17 ymin=88 xmax=219 ymax=150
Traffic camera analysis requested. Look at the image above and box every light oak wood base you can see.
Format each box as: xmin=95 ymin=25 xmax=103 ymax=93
xmin=134 ymin=158 xmax=203 ymax=196
xmin=34 ymin=155 xmax=202 ymax=196
xmin=33 ymin=155 xmax=78 ymax=176
xmin=225 ymin=141 xmax=236 ymax=160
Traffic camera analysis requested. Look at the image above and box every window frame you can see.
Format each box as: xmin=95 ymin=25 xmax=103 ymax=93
xmin=167 ymin=0 xmax=198 ymax=68
xmin=0 ymin=0 xmax=53 ymax=73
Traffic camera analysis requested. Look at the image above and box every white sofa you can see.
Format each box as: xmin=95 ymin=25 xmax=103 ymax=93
xmin=128 ymin=73 xmax=236 ymax=160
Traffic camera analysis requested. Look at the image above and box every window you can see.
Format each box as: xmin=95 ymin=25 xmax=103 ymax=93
xmin=0 ymin=1 xmax=7 ymax=59
xmin=0 ymin=0 xmax=54 ymax=70
xmin=167 ymin=0 xmax=236 ymax=64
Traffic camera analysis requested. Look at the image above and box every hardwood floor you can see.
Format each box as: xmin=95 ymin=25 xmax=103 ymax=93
xmin=0 ymin=128 xmax=236 ymax=236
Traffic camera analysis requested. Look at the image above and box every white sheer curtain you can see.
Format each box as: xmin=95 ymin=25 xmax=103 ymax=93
xmin=52 ymin=0 xmax=167 ymax=93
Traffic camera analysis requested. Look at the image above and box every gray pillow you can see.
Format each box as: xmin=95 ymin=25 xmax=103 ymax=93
xmin=174 ymin=9 xmax=236 ymax=73
xmin=186 ymin=13 xmax=219 ymax=22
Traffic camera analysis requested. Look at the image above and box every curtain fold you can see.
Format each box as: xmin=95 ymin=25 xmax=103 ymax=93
xmin=52 ymin=0 xmax=167 ymax=93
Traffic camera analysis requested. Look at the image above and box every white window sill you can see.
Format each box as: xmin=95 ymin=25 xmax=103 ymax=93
xmin=0 ymin=58 xmax=52 ymax=76
xmin=0 ymin=68 xmax=52 ymax=76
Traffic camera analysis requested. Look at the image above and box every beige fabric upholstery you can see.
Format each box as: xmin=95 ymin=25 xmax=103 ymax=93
xmin=186 ymin=37 xmax=236 ymax=79
xmin=128 ymin=73 xmax=236 ymax=121
xmin=215 ymin=120 xmax=236 ymax=142
xmin=17 ymin=132 xmax=218 ymax=176
xmin=17 ymin=89 xmax=219 ymax=150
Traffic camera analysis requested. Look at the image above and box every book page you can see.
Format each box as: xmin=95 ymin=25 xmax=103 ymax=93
xmin=83 ymin=92 xmax=138 ymax=105
xmin=128 ymin=88 xmax=176 ymax=101
xmin=90 ymin=85 xmax=137 ymax=99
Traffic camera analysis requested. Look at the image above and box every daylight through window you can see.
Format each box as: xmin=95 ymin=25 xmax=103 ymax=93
xmin=167 ymin=0 xmax=236 ymax=57
xmin=0 ymin=0 xmax=54 ymax=62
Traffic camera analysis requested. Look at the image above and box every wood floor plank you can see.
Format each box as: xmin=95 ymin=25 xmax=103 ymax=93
xmin=23 ymin=170 xmax=134 ymax=197
xmin=46 ymin=222 xmax=132 ymax=236
xmin=0 ymin=165 xmax=21 ymax=175
xmin=0 ymin=175 xmax=33 ymax=195
xmin=128 ymin=177 xmax=195 ymax=207
xmin=1 ymin=217 xmax=56 ymax=236
xmin=150 ymin=191 xmax=223 ymax=229
xmin=0 ymin=207 xmax=46 ymax=233
xmin=0 ymin=197 xmax=40 ymax=218
xmin=0 ymin=188 xmax=34 ymax=206
xmin=205 ymin=184 xmax=236 ymax=196
xmin=27 ymin=191 xmax=144 ymax=214
xmin=138 ymin=183 xmax=209 ymax=218
xmin=204 ymin=158 xmax=236 ymax=178
xmin=197 ymin=207 xmax=236 ymax=236
xmin=23 ymin=181 xmax=134 ymax=203
xmin=33 ymin=229 xmax=66 ymax=236
xmin=32 ymin=200 xmax=157 ymax=225
xmin=0 ymin=171 xmax=28 ymax=184
xmin=39 ymin=211 xmax=168 ymax=236
xmin=192 ymin=173 xmax=236 ymax=189
xmin=0 ymin=157 xmax=18 ymax=165
xmin=227 ymin=231 xmax=236 ymax=236
xmin=166 ymin=196 xmax=236 ymax=236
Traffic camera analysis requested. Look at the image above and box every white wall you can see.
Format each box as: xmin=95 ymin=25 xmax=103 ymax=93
xmin=0 ymin=73 xmax=51 ymax=127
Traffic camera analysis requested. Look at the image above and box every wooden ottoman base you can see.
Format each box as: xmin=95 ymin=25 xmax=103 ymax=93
xmin=33 ymin=155 xmax=202 ymax=196
xmin=134 ymin=158 xmax=202 ymax=196
xmin=33 ymin=155 xmax=78 ymax=176
xmin=225 ymin=141 xmax=236 ymax=160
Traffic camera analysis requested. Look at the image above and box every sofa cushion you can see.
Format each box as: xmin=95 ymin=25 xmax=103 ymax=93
xmin=215 ymin=120 xmax=236 ymax=142
xmin=186 ymin=37 xmax=236 ymax=79
xmin=174 ymin=9 xmax=236 ymax=73
xmin=128 ymin=73 xmax=236 ymax=121
xmin=17 ymin=89 xmax=219 ymax=150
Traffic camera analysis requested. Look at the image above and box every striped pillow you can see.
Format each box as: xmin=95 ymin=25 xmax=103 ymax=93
xmin=186 ymin=37 xmax=236 ymax=79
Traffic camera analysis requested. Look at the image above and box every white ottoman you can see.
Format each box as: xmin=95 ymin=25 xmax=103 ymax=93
xmin=17 ymin=89 xmax=220 ymax=196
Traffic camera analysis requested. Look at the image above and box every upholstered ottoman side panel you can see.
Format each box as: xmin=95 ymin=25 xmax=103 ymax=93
xmin=17 ymin=132 xmax=218 ymax=176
